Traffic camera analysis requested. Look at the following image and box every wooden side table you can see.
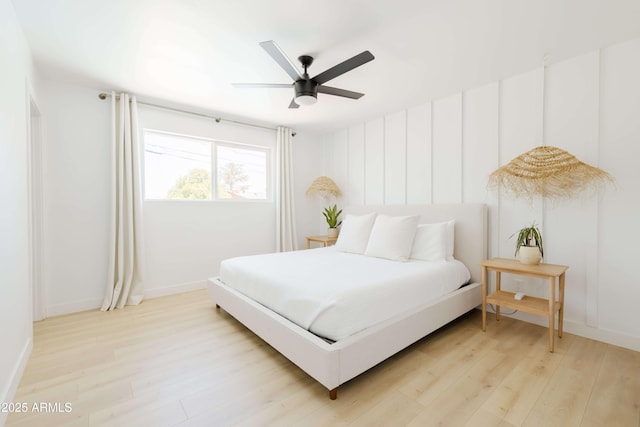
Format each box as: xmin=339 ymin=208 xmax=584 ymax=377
xmin=481 ymin=258 xmax=569 ymax=352
xmin=306 ymin=235 xmax=338 ymax=249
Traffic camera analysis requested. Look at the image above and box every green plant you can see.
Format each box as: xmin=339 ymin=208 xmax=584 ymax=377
xmin=512 ymin=222 xmax=544 ymax=258
xmin=322 ymin=204 xmax=343 ymax=229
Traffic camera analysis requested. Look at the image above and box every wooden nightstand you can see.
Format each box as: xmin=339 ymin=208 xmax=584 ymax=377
xmin=481 ymin=257 xmax=569 ymax=352
xmin=306 ymin=235 xmax=338 ymax=249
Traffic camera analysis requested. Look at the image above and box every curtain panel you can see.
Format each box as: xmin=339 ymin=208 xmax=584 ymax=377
xmin=275 ymin=126 xmax=297 ymax=252
xmin=101 ymin=93 xmax=145 ymax=310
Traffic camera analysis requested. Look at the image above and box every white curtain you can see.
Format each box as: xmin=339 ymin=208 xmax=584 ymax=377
xmin=275 ymin=126 xmax=298 ymax=252
xmin=101 ymin=93 xmax=145 ymax=311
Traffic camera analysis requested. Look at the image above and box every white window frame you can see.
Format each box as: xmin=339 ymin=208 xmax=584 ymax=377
xmin=142 ymin=129 xmax=272 ymax=202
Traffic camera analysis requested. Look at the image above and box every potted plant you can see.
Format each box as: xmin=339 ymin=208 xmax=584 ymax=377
xmin=513 ymin=222 xmax=544 ymax=264
xmin=323 ymin=204 xmax=343 ymax=238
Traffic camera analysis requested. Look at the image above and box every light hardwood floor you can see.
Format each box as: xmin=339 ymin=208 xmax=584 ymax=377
xmin=6 ymin=290 xmax=640 ymax=427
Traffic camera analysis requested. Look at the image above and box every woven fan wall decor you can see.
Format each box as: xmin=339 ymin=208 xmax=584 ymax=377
xmin=306 ymin=176 xmax=342 ymax=200
xmin=488 ymin=145 xmax=613 ymax=200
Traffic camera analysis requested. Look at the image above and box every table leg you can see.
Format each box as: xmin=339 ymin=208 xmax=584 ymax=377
xmin=558 ymin=273 xmax=565 ymax=338
xmin=495 ymin=271 xmax=501 ymax=321
xmin=548 ymin=277 xmax=555 ymax=352
xmin=482 ymin=266 xmax=487 ymax=331
xmin=307 ymin=239 xmax=311 ymax=249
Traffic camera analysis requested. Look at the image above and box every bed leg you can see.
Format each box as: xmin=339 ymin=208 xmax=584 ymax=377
xmin=329 ymin=388 xmax=337 ymax=400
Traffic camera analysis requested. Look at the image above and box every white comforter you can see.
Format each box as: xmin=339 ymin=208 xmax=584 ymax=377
xmin=219 ymin=247 xmax=471 ymax=341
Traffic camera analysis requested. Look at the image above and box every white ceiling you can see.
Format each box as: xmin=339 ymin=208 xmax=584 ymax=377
xmin=11 ymin=0 xmax=640 ymax=133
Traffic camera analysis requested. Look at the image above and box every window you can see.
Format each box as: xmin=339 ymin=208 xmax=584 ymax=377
xmin=144 ymin=131 xmax=212 ymax=200
xmin=216 ymin=144 xmax=268 ymax=200
xmin=143 ymin=130 xmax=270 ymax=201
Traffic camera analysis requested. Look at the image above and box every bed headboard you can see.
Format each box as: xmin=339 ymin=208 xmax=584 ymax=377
xmin=343 ymin=204 xmax=487 ymax=284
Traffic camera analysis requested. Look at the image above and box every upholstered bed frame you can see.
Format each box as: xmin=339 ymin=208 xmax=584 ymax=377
xmin=208 ymin=203 xmax=487 ymax=399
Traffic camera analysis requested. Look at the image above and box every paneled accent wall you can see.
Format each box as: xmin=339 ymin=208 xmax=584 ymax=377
xmin=406 ymin=104 xmax=431 ymax=204
xmin=598 ymin=39 xmax=640 ymax=338
xmin=321 ymin=38 xmax=640 ymax=350
xmin=384 ymin=111 xmax=407 ymax=204
xmin=364 ymin=118 xmax=384 ymax=204
xmin=433 ymin=93 xmax=462 ymax=203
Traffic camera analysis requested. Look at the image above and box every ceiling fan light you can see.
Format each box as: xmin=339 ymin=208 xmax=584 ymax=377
xmin=294 ymin=94 xmax=317 ymax=106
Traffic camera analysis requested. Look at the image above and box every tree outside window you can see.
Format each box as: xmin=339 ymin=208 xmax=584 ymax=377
xmin=167 ymin=168 xmax=211 ymax=200
xmin=143 ymin=130 xmax=269 ymax=201
xmin=218 ymin=162 xmax=249 ymax=198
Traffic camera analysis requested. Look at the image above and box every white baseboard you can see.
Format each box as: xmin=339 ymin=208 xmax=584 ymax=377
xmin=480 ymin=308 xmax=640 ymax=352
xmin=562 ymin=320 xmax=640 ymax=352
xmin=45 ymin=281 xmax=208 ymax=317
xmin=144 ymin=280 xmax=207 ymax=300
xmin=0 ymin=337 xmax=33 ymax=426
xmin=46 ymin=298 xmax=102 ymax=317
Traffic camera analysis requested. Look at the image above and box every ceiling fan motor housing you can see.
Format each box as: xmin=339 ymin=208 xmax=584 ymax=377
xmin=294 ymin=78 xmax=318 ymax=98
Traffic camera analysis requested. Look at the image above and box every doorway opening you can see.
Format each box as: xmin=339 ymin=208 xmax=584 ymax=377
xmin=28 ymin=97 xmax=44 ymax=321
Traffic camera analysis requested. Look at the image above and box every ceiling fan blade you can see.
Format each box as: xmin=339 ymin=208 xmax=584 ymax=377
xmin=317 ymin=85 xmax=365 ymax=99
xmin=288 ymin=98 xmax=299 ymax=109
xmin=312 ymin=51 xmax=375 ymax=85
xmin=232 ymin=83 xmax=292 ymax=88
xmin=259 ymin=40 xmax=302 ymax=81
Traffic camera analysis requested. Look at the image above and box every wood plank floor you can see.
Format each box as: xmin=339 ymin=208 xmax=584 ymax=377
xmin=6 ymin=290 xmax=640 ymax=427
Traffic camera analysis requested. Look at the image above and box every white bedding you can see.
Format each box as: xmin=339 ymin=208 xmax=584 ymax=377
xmin=219 ymin=247 xmax=471 ymax=341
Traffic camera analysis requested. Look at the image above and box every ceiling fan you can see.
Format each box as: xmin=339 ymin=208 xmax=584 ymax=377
xmin=233 ymin=40 xmax=375 ymax=109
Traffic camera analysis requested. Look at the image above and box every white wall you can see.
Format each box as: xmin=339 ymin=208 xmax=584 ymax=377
xmin=322 ymin=37 xmax=640 ymax=351
xmin=0 ymin=0 xmax=37 ymax=421
xmin=37 ymin=80 xmax=324 ymax=314
xmin=292 ymin=132 xmax=326 ymax=243
xmin=39 ymin=80 xmax=112 ymax=315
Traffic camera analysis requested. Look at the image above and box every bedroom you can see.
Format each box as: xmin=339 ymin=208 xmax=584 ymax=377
xmin=1 ymin=0 xmax=639 ymax=425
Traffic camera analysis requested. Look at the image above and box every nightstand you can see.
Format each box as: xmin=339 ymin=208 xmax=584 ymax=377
xmin=306 ymin=235 xmax=338 ymax=249
xmin=481 ymin=258 xmax=569 ymax=352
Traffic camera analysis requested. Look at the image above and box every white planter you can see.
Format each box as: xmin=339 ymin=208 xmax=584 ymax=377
xmin=518 ymin=246 xmax=542 ymax=265
xmin=327 ymin=227 xmax=339 ymax=238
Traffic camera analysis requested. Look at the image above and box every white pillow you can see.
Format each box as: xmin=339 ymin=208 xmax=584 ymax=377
xmin=410 ymin=222 xmax=448 ymax=261
xmin=364 ymin=215 xmax=420 ymax=262
xmin=334 ymin=213 xmax=377 ymax=254
xmin=444 ymin=219 xmax=455 ymax=260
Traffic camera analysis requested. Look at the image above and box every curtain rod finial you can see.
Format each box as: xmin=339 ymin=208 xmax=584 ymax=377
xmin=98 ymin=92 xmax=108 ymax=100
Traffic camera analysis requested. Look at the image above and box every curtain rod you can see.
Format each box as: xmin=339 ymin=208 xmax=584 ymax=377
xmin=98 ymin=92 xmax=282 ymax=133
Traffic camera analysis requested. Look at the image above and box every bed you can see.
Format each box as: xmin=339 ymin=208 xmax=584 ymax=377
xmin=208 ymin=203 xmax=487 ymax=399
